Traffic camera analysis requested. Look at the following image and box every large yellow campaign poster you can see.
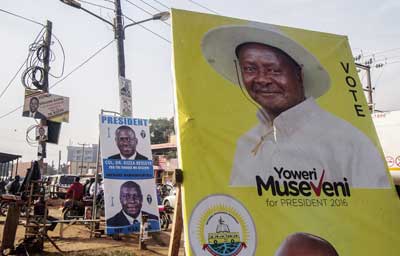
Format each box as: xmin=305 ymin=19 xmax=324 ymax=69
xmin=171 ymin=9 xmax=400 ymax=255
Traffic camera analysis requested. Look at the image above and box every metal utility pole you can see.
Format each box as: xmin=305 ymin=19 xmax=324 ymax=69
xmin=43 ymin=21 xmax=52 ymax=92
xmin=114 ymin=0 xmax=125 ymax=78
xmin=58 ymin=150 xmax=61 ymax=174
xmin=78 ymin=143 xmax=88 ymax=175
xmin=356 ymin=63 xmax=374 ymax=111
xmin=60 ymin=0 xmax=169 ymax=115
xmin=39 ymin=20 xmax=52 ymax=165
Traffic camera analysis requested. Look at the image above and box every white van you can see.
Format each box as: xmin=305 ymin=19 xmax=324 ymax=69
xmin=48 ymin=174 xmax=78 ymax=199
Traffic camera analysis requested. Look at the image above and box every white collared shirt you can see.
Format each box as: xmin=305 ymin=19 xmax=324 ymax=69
xmin=120 ymin=152 xmax=137 ymax=160
xmin=122 ymin=210 xmax=141 ymax=225
xmin=230 ymin=98 xmax=390 ymax=188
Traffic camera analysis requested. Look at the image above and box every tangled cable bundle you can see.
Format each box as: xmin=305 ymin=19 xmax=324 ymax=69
xmin=25 ymin=121 xmax=41 ymax=146
xmin=21 ymin=27 xmax=65 ymax=91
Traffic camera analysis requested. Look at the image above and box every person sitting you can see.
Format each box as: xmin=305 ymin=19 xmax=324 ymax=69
xmin=83 ymin=179 xmax=91 ymax=197
xmin=7 ymin=175 xmax=21 ymax=195
xmin=0 ymin=178 xmax=6 ymax=195
xmin=65 ymin=177 xmax=84 ymax=201
xmin=89 ymin=177 xmax=103 ymax=198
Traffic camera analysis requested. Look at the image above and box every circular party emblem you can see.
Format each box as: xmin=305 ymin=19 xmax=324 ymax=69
xmin=189 ymin=194 xmax=256 ymax=256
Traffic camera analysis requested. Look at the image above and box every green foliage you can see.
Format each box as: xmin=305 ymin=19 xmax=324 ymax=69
xmin=149 ymin=117 xmax=175 ymax=144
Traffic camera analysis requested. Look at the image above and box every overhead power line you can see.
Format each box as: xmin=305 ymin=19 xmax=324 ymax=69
xmin=153 ymin=0 xmax=170 ymax=10
xmin=0 ymin=59 xmax=26 ymax=100
xmin=363 ymin=47 xmax=400 ymax=58
xmin=0 ymin=8 xmax=45 ymax=26
xmin=188 ymin=0 xmax=218 ymax=14
xmin=98 ymin=0 xmax=115 ymax=4
xmin=374 ymin=55 xmax=400 ymax=63
xmin=51 ymin=39 xmax=115 ymax=89
xmin=0 ymin=105 xmax=23 ymax=120
xmin=138 ymin=0 xmax=162 ymax=12
xmin=373 ymin=68 xmax=385 ymax=87
xmin=49 ymin=32 xmax=66 ymax=78
xmin=385 ymin=60 xmax=400 ymax=66
xmin=0 ymin=39 xmax=115 ymax=120
xmin=0 ymin=27 xmax=46 ymax=100
xmin=78 ymin=0 xmax=115 ymax=11
xmin=125 ymin=0 xmax=170 ymax=26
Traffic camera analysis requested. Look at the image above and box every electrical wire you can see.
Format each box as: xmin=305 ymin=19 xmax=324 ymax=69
xmin=374 ymin=55 xmax=400 ymax=63
xmin=50 ymin=39 xmax=115 ymax=89
xmin=373 ymin=68 xmax=385 ymax=87
xmin=49 ymin=33 xmax=66 ymax=78
xmin=97 ymin=0 xmax=115 ymax=4
xmin=0 ymin=27 xmax=46 ymax=100
xmin=78 ymin=0 xmax=115 ymax=11
xmin=0 ymin=59 xmax=27 ymax=101
xmin=0 ymin=8 xmax=45 ymax=26
xmin=152 ymin=0 xmax=170 ymax=10
xmin=138 ymin=0 xmax=162 ymax=12
xmin=187 ymin=0 xmax=218 ymax=14
xmin=363 ymin=47 xmax=400 ymax=58
xmin=125 ymin=0 xmax=170 ymax=27
xmin=385 ymin=60 xmax=400 ymax=66
xmin=0 ymin=39 xmax=115 ymax=120
xmin=123 ymin=15 xmax=170 ymax=43
xmin=20 ymin=28 xmax=66 ymax=91
xmin=26 ymin=123 xmax=40 ymax=146
xmin=21 ymin=28 xmax=48 ymax=90
xmin=0 ymin=105 xmax=23 ymax=120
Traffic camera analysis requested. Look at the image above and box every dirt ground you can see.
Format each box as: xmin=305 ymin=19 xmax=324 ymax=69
xmin=0 ymin=201 xmax=185 ymax=255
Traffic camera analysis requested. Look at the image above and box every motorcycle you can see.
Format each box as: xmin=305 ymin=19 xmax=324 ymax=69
xmin=158 ymin=204 xmax=173 ymax=230
xmin=0 ymin=195 xmax=27 ymax=217
xmin=62 ymin=198 xmax=92 ymax=220
xmin=62 ymin=191 xmax=104 ymax=220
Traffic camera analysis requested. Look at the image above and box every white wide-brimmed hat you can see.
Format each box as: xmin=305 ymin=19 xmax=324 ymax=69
xmin=201 ymin=22 xmax=330 ymax=98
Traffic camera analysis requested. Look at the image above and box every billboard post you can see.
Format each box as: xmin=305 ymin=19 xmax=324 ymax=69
xmin=168 ymin=169 xmax=183 ymax=256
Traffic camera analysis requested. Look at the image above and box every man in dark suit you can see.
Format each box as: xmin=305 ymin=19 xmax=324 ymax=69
xmin=108 ymin=126 xmax=148 ymax=160
xmin=107 ymin=181 xmax=158 ymax=227
xmin=36 ymin=126 xmax=48 ymax=141
xmin=22 ymin=97 xmax=46 ymax=119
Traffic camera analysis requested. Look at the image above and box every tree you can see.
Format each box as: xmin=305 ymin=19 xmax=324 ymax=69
xmin=149 ymin=117 xmax=175 ymax=144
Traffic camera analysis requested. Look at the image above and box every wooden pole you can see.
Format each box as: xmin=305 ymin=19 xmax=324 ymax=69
xmin=1 ymin=202 xmax=20 ymax=251
xmin=168 ymin=169 xmax=183 ymax=256
xmin=139 ymin=214 xmax=148 ymax=250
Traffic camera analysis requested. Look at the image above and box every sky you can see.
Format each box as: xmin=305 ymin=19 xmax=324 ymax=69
xmin=0 ymin=0 xmax=399 ymax=166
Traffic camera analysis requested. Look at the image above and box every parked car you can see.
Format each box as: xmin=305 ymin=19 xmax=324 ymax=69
xmin=48 ymin=175 xmax=78 ymax=199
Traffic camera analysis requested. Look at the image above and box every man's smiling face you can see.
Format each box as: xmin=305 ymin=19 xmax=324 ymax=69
xmin=120 ymin=186 xmax=142 ymax=219
xmin=29 ymin=97 xmax=39 ymax=112
xmin=237 ymin=43 xmax=305 ymax=119
xmin=116 ymin=128 xmax=137 ymax=158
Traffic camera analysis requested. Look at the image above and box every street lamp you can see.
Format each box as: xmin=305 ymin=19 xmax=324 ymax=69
xmin=60 ymin=0 xmax=81 ymax=9
xmin=60 ymin=0 xmax=114 ymax=27
xmin=124 ymin=12 xmax=170 ymax=29
xmin=60 ymin=0 xmax=170 ymax=115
